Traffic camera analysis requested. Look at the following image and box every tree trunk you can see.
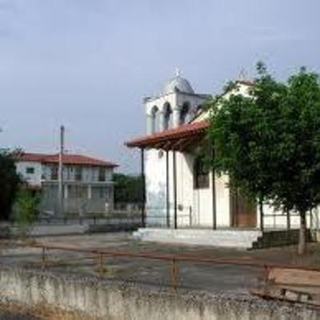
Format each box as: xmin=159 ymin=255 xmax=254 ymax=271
xmin=259 ymin=197 xmax=264 ymax=231
xmin=298 ymin=211 xmax=307 ymax=255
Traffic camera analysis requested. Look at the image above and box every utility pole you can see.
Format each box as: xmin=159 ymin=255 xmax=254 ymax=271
xmin=58 ymin=125 xmax=65 ymax=216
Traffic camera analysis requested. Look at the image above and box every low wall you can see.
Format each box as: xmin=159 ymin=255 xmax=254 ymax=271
xmin=8 ymin=221 xmax=140 ymax=237
xmin=0 ymin=266 xmax=318 ymax=320
xmin=252 ymin=230 xmax=313 ymax=249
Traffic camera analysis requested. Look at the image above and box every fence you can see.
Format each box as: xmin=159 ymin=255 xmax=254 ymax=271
xmin=20 ymin=242 xmax=320 ymax=293
xmin=263 ymin=210 xmax=316 ymax=230
xmin=146 ymin=206 xmax=320 ymax=231
xmin=8 ymin=214 xmax=141 ymax=226
xmin=145 ymin=204 xmax=193 ymax=228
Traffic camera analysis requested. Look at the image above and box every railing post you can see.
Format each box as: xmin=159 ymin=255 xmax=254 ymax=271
xmin=166 ymin=150 xmax=170 ymax=228
xmin=264 ymin=265 xmax=270 ymax=285
xmin=41 ymin=247 xmax=47 ymax=270
xmin=171 ymin=258 xmax=179 ymax=293
xmin=211 ymin=147 xmax=217 ymax=230
xmin=259 ymin=198 xmax=264 ymax=232
xmin=173 ymin=151 xmax=178 ymax=230
xmin=98 ymin=253 xmax=105 ymax=277
xmin=141 ymin=148 xmax=146 ymax=228
xmin=286 ymin=209 xmax=291 ymax=231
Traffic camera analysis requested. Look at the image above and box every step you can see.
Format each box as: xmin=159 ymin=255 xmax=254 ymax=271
xmin=133 ymin=228 xmax=262 ymax=249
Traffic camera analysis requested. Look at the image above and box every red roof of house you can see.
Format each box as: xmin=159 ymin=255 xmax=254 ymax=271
xmin=19 ymin=153 xmax=118 ymax=168
xmin=126 ymin=120 xmax=209 ymax=150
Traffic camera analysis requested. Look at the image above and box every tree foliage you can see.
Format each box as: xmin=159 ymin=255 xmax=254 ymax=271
xmin=13 ymin=189 xmax=40 ymax=236
xmin=113 ymin=173 xmax=143 ymax=204
xmin=0 ymin=149 xmax=21 ymax=220
xmin=209 ymin=63 xmax=320 ymax=254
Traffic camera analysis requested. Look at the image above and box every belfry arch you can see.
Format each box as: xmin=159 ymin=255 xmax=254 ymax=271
xmin=150 ymin=105 xmax=159 ymax=133
xmin=163 ymin=102 xmax=173 ymax=130
xmin=180 ymin=102 xmax=191 ymax=125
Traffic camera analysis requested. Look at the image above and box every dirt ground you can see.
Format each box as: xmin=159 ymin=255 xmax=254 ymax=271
xmin=1 ymin=232 xmax=320 ymax=293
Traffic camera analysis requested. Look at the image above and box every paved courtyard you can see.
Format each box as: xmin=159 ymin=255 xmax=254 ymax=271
xmin=1 ymin=232 xmax=319 ymax=294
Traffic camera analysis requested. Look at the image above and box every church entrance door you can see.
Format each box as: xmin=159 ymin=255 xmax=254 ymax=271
xmin=230 ymin=188 xmax=257 ymax=228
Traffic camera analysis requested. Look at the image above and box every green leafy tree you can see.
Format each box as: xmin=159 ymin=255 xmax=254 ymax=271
xmin=0 ymin=149 xmax=21 ymax=220
xmin=113 ymin=173 xmax=143 ymax=204
xmin=270 ymin=69 xmax=320 ymax=254
xmin=209 ymin=63 xmax=320 ymax=255
xmin=13 ymin=189 xmax=40 ymax=237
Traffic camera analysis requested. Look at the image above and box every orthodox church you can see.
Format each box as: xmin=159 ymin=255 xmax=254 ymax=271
xmin=126 ymin=71 xmax=316 ymax=248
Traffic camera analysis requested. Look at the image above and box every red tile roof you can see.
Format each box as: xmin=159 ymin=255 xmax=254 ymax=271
xmin=19 ymin=153 xmax=118 ymax=168
xmin=18 ymin=153 xmax=50 ymax=162
xmin=126 ymin=120 xmax=209 ymax=149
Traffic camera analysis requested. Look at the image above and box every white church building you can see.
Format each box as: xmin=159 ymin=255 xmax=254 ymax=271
xmin=126 ymin=72 xmax=317 ymax=249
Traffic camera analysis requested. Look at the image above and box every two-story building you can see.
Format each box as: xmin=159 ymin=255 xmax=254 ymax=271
xmin=16 ymin=152 xmax=118 ymax=216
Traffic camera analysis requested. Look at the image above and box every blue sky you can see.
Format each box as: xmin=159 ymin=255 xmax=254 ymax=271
xmin=0 ymin=0 xmax=319 ymax=173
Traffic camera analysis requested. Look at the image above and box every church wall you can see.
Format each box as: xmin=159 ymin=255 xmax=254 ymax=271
xmin=175 ymin=153 xmax=230 ymax=228
xmin=145 ymin=149 xmax=167 ymax=226
xmin=145 ymin=148 xmax=234 ymax=229
xmin=215 ymin=174 xmax=231 ymax=227
xmin=194 ymin=173 xmax=214 ymax=226
xmin=176 ymin=153 xmax=194 ymax=226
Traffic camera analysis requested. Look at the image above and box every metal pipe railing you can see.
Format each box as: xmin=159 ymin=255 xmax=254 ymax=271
xmin=23 ymin=243 xmax=320 ymax=292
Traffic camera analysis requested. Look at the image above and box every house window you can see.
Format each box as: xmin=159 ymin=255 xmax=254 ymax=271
xmin=91 ymin=187 xmax=107 ymax=199
xmin=193 ymin=156 xmax=209 ymax=189
xmin=68 ymin=185 xmax=86 ymax=198
xmin=50 ymin=166 xmax=58 ymax=180
xmin=98 ymin=168 xmax=106 ymax=182
xmin=75 ymin=167 xmax=82 ymax=181
xmin=26 ymin=167 xmax=35 ymax=174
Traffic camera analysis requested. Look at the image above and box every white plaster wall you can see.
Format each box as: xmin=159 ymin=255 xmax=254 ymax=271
xmin=176 ymin=153 xmax=194 ymax=226
xmin=16 ymin=161 xmax=42 ymax=186
xmin=145 ymin=92 xmax=206 ymax=117
xmin=194 ymin=82 xmax=252 ymax=123
xmin=145 ymin=93 xmax=177 ymax=116
xmin=182 ymin=152 xmax=214 ymax=227
xmin=145 ymin=149 xmax=233 ymax=228
xmin=215 ymin=174 xmax=230 ymax=227
xmin=145 ymin=149 xmax=167 ymax=225
xmin=193 ymin=173 xmax=213 ymax=227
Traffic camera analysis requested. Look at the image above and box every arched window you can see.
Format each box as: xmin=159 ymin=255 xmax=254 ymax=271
xmin=193 ymin=156 xmax=209 ymax=189
xmin=180 ymin=102 xmax=190 ymax=125
xmin=163 ymin=102 xmax=172 ymax=130
xmin=151 ymin=106 xmax=159 ymax=133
